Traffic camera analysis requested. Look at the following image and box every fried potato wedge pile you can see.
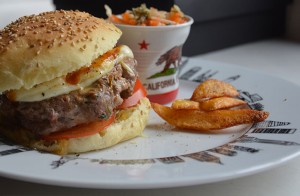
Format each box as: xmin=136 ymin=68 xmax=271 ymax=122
xmin=152 ymin=79 xmax=269 ymax=132
xmin=152 ymin=103 xmax=269 ymax=131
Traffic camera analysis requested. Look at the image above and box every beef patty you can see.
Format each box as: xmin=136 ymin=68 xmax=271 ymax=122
xmin=0 ymin=57 xmax=137 ymax=135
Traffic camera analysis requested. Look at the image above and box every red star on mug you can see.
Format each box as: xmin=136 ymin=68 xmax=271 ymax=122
xmin=138 ymin=40 xmax=149 ymax=50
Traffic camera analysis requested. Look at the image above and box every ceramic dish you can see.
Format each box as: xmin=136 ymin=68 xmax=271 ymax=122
xmin=0 ymin=58 xmax=299 ymax=189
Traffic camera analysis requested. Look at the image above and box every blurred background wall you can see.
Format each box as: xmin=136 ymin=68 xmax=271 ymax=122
xmin=286 ymin=0 xmax=300 ymax=42
xmin=175 ymin=0 xmax=293 ymax=56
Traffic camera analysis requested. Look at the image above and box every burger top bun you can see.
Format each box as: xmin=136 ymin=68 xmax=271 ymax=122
xmin=0 ymin=10 xmax=122 ymax=93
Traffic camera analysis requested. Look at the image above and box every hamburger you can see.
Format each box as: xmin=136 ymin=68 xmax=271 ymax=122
xmin=0 ymin=10 xmax=150 ymax=155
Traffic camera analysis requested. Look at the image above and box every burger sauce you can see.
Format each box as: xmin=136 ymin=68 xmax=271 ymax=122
xmin=65 ymin=47 xmax=120 ymax=85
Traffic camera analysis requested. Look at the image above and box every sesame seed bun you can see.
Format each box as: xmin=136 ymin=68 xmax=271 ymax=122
xmin=0 ymin=10 xmax=122 ymax=93
xmin=0 ymin=10 xmax=151 ymax=155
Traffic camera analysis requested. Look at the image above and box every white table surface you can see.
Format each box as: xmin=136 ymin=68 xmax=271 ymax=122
xmin=1 ymin=2 xmax=300 ymax=195
xmin=0 ymin=39 xmax=299 ymax=195
xmin=0 ymin=0 xmax=55 ymax=29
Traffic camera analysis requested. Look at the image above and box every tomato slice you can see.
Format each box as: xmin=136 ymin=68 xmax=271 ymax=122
xmin=42 ymin=114 xmax=115 ymax=141
xmin=118 ymin=79 xmax=147 ymax=109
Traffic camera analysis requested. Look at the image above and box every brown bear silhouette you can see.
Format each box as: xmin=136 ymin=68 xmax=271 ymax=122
xmin=156 ymin=45 xmax=182 ymax=73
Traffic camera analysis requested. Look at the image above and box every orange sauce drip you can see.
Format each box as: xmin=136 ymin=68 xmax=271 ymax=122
xmin=65 ymin=46 xmax=121 ymax=85
xmin=6 ymin=91 xmax=16 ymax=101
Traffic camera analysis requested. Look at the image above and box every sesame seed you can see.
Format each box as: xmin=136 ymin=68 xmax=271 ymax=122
xmin=0 ymin=10 xmax=108 ymax=53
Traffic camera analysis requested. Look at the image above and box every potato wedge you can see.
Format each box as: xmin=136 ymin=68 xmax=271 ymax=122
xmin=200 ymin=97 xmax=247 ymax=111
xmin=151 ymin=103 xmax=269 ymax=132
xmin=171 ymin=97 xmax=246 ymax=111
xmin=171 ymin=99 xmax=200 ymax=110
xmin=191 ymin=79 xmax=239 ymax=101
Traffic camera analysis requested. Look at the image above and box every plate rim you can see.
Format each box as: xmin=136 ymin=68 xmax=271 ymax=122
xmin=1 ymin=59 xmax=300 ymax=189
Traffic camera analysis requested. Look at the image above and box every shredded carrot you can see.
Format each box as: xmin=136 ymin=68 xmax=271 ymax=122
xmin=105 ymin=4 xmax=188 ymax=26
xmin=148 ymin=19 xmax=161 ymax=26
xmin=149 ymin=16 xmax=176 ymax=25
xmin=168 ymin=12 xmax=186 ymax=24
xmin=110 ymin=14 xmax=124 ymax=24
xmin=121 ymin=11 xmax=134 ymax=24
xmin=122 ymin=11 xmax=131 ymax=21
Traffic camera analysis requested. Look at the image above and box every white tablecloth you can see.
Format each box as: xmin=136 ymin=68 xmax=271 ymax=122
xmin=0 ymin=0 xmax=55 ymax=29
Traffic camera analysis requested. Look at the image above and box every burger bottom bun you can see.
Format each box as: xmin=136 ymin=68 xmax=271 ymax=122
xmin=0 ymin=97 xmax=151 ymax=155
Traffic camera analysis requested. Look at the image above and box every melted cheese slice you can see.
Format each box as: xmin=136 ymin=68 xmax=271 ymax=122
xmin=11 ymin=45 xmax=134 ymax=102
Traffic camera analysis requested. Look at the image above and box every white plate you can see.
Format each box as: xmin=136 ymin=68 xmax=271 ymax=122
xmin=1 ymin=58 xmax=300 ymax=189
